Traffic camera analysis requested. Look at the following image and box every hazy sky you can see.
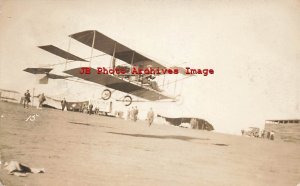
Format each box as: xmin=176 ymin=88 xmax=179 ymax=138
xmin=0 ymin=0 xmax=299 ymax=134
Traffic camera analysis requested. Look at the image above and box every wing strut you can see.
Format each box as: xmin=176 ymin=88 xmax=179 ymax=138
xmin=64 ymin=37 xmax=72 ymax=70
xmin=130 ymin=51 xmax=135 ymax=80
xmin=110 ymin=42 xmax=117 ymax=69
xmin=88 ymin=30 xmax=96 ymax=67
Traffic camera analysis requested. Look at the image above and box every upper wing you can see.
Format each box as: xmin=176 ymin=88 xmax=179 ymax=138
xmin=39 ymin=45 xmax=88 ymax=62
xmin=64 ymin=67 xmax=172 ymax=101
xmin=69 ymin=30 xmax=165 ymax=68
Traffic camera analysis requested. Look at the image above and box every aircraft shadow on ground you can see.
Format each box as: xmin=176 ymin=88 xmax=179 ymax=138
xmin=107 ymin=132 xmax=210 ymax=142
xmin=213 ymin=143 xmax=229 ymax=146
xmin=69 ymin=121 xmax=113 ymax=128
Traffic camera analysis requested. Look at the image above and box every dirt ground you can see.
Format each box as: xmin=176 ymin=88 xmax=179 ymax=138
xmin=0 ymin=101 xmax=299 ymax=186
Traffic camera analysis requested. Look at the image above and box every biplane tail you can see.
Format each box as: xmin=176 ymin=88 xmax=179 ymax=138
xmin=24 ymin=68 xmax=71 ymax=84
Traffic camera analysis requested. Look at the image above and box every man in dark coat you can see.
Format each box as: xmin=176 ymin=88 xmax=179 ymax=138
xmin=24 ymin=90 xmax=31 ymax=108
xmin=88 ymin=104 xmax=93 ymax=115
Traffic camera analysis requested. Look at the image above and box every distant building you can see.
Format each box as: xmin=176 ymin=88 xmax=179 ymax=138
xmin=265 ymin=120 xmax=300 ymax=124
xmin=264 ymin=119 xmax=300 ymax=143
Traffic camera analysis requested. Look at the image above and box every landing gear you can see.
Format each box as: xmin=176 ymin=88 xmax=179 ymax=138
xmin=101 ymin=89 xmax=132 ymax=106
xmin=101 ymin=89 xmax=111 ymax=100
xmin=123 ymin=95 xmax=132 ymax=106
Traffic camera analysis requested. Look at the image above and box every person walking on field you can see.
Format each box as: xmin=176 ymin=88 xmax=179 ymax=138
xmin=147 ymin=108 xmax=154 ymax=127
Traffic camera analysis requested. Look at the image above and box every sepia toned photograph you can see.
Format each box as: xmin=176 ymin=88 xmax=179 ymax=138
xmin=0 ymin=0 xmax=299 ymax=185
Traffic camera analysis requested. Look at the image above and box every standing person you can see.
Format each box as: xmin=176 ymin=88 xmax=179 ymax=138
xmin=126 ymin=107 xmax=131 ymax=120
xmin=24 ymin=90 xmax=31 ymax=108
xmin=147 ymin=108 xmax=154 ymax=127
xmin=267 ymin=131 xmax=271 ymax=139
xmin=88 ymin=104 xmax=93 ymax=115
xmin=37 ymin=93 xmax=46 ymax=109
xmin=270 ymin=131 xmax=275 ymax=140
xmin=61 ymin=98 xmax=67 ymax=111
xmin=190 ymin=118 xmax=197 ymax=129
xmin=261 ymin=130 xmax=265 ymax=138
xmin=82 ymin=104 xmax=88 ymax=113
xmin=130 ymin=106 xmax=134 ymax=121
xmin=133 ymin=106 xmax=138 ymax=122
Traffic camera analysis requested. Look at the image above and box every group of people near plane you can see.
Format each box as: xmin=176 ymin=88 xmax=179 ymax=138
xmin=22 ymin=90 xmax=67 ymax=111
xmin=126 ymin=106 xmax=154 ymax=126
xmin=127 ymin=106 xmax=139 ymax=122
xmin=241 ymin=128 xmax=275 ymax=140
xmin=22 ymin=90 xmax=155 ymax=126
xmin=260 ymin=130 xmax=275 ymax=140
xmin=22 ymin=90 xmax=46 ymax=109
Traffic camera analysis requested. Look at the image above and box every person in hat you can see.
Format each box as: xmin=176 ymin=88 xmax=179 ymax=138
xmin=24 ymin=90 xmax=31 ymax=108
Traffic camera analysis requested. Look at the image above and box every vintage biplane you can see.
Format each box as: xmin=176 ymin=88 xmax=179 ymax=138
xmin=24 ymin=30 xmax=191 ymax=106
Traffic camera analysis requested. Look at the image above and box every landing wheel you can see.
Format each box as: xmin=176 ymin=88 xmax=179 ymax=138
xmin=101 ymin=89 xmax=111 ymax=100
xmin=123 ymin=95 xmax=132 ymax=106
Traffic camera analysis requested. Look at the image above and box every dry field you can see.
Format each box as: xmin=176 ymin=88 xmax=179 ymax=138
xmin=0 ymin=101 xmax=299 ymax=186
